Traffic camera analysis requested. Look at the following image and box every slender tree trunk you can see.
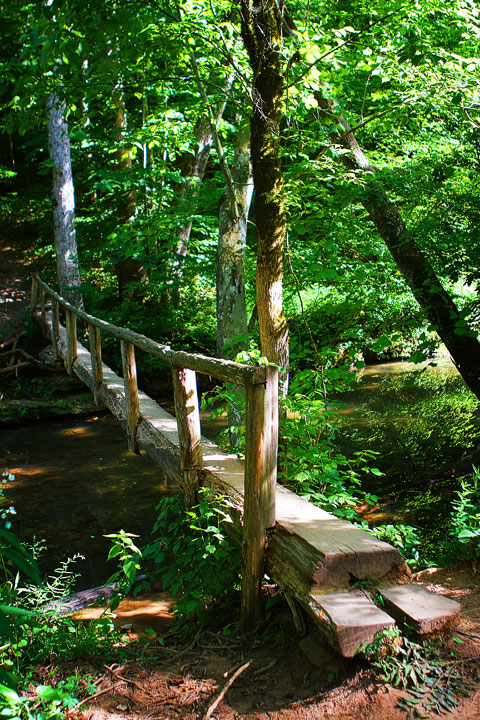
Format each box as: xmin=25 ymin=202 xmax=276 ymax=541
xmin=46 ymin=92 xmax=83 ymax=309
xmin=166 ymin=73 xmax=233 ymax=303
xmin=240 ymin=0 xmax=289 ymax=379
xmin=315 ymin=89 xmax=480 ymax=400
xmin=216 ymin=124 xmax=254 ymax=448
xmin=113 ymin=81 xmax=146 ymax=298
xmin=216 ymin=123 xmax=253 ymax=357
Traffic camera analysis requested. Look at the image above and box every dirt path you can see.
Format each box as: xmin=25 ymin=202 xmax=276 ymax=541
xmin=0 ymin=238 xmax=31 ymax=338
xmin=28 ymin=566 xmax=479 ymax=720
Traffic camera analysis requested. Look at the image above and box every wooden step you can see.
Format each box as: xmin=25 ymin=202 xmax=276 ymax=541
xmin=376 ymin=583 xmax=461 ymax=634
xmin=309 ymin=590 xmax=396 ymax=657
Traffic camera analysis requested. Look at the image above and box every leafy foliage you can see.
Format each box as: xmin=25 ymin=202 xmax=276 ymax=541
xmin=143 ymin=489 xmax=241 ymax=631
xmin=361 ymin=628 xmax=472 ymax=718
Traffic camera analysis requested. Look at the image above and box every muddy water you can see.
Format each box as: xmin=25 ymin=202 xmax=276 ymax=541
xmin=0 ymin=414 xmax=176 ymax=588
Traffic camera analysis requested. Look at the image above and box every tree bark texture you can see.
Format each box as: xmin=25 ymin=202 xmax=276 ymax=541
xmin=167 ymin=74 xmax=231 ymax=301
xmin=47 ymin=92 xmax=83 ymax=309
xmin=315 ymin=90 xmax=480 ymax=401
xmin=113 ymin=82 xmax=146 ymax=298
xmin=216 ymin=123 xmax=253 ymax=357
xmin=240 ymin=0 xmax=289 ymax=375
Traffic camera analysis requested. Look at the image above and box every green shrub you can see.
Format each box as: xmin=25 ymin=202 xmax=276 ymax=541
xmin=143 ymin=489 xmax=241 ymax=631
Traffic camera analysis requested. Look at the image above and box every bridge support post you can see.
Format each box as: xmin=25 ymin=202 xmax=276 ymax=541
xmin=30 ymin=276 xmax=39 ymax=309
xmin=52 ymin=300 xmax=60 ymax=357
xmin=241 ymin=365 xmax=278 ymax=632
xmin=172 ymin=366 xmax=203 ymax=508
xmin=89 ymin=324 xmax=103 ymax=407
xmin=65 ymin=310 xmax=77 ymax=375
xmin=121 ymin=340 xmax=140 ymax=454
xmin=40 ymin=288 xmax=46 ymax=325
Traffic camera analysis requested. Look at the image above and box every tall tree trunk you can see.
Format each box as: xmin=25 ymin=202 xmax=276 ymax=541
xmin=216 ymin=124 xmax=254 ymax=447
xmin=240 ymin=0 xmax=289 ymax=379
xmin=46 ymin=92 xmax=83 ymax=309
xmin=166 ymin=74 xmax=232 ymax=303
xmin=315 ymin=89 xmax=480 ymax=400
xmin=216 ymin=124 xmax=253 ymax=357
xmin=113 ymin=81 xmax=146 ymax=299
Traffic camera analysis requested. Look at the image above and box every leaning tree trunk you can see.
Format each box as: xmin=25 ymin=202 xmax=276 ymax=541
xmin=240 ymin=0 xmax=289 ymax=380
xmin=216 ymin=123 xmax=253 ymax=357
xmin=314 ymin=89 xmax=480 ymax=401
xmin=47 ymin=92 xmax=83 ymax=309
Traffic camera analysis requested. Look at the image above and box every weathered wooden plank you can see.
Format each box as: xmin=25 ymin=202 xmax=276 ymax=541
xmin=89 ymin=324 xmax=103 ymax=407
xmin=376 ymin=584 xmax=461 ymax=634
xmin=65 ymin=309 xmax=77 ymax=376
xmin=121 ymin=340 xmax=140 ymax=454
xmin=309 ymin=590 xmax=395 ymax=657
xmin=241 ymin=366 xmax=278 ymax=630
xmin=172 ymin=366 xmax=203 ymax=507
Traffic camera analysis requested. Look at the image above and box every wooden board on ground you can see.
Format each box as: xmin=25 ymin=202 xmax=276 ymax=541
xmin=309 ymin=590 xmax=395 ymax=657
xmin=376 ymin=583 xmax=461 ymax=634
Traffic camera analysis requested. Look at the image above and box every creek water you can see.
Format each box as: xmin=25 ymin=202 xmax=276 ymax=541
xmin=0 ymin=414 xmax=175 ymax=587
xmin=1 ymin=356 xmax=476 ymax=587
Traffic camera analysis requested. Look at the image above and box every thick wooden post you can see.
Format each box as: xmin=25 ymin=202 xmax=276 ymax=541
xmin=172 ymin=366 xmax=203 ymax=507
xmin=65 ymin=309 xmax=77 ymax=376
xmin=241 ymin=365 xmax=278 ymax=632
xmin=121 ymin=340 xmax=140 ymax=454
xmin=52 ymin=299 xmax=60 ymax=356
xmin=30 ymin=276 xmax=39 ymax=309
xmin=89 ymin=324 xmax=103 ymax=407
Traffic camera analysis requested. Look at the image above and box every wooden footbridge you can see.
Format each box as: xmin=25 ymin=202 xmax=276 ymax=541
xmin=31 ymin=276 xmax=461 ymax=657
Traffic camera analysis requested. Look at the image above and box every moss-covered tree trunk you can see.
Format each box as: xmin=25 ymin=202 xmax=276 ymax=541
xmin=240 ymin=0 xmax=289 ymax=378
xmin=315 ymin=90 xmax=480 ymax=401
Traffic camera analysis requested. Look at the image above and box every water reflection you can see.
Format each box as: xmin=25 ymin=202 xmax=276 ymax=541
xmin=0 ymin=414 xmax=173 ymax=588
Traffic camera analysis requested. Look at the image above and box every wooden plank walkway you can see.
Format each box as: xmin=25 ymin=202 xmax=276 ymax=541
xmin=32 ymin=290 xmax=462 ymax=656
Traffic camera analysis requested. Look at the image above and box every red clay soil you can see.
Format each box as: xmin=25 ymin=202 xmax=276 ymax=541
xmin=29 ymin=567 xmax=480 ymax=720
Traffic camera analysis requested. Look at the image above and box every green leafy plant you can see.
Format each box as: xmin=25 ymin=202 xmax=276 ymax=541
xmin=143 ymin=489 xmax=241 ymax=631
xmin=104 ymin=530 xmax=144 ymax=611
xmin=366 ymin=524 xmax=425 ymax=571
xmin=361 ymin=628 xmax=469 ymax=718
xmin=445 ymin=467 xmax=480 ymax=568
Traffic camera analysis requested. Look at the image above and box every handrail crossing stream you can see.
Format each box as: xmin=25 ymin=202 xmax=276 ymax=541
xmin=31 ymin=275 xmax=461 ymax=656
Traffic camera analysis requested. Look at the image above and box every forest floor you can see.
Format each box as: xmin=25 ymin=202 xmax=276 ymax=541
xmin=1 ymin=238 xmax=480 ymax=719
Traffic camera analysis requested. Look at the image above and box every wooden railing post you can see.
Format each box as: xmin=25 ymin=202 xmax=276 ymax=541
xmin=89 ymin=324 xmax=103 ymax=407
xmin=172 ymin=366 xmax=203 ymax=507
xmin=241 ymin=365 xmax=278 ymax=632
xmin=121 ymin=340 xmax=140 ymax=454
xmin=30 ymin=276 xmax=38 ymax=309
xmin=65 ymin=309 xmax=77 ymax=376
xmin=52 ymin=299 xmax=60 ymax=356
xmin=40 ymin=287 xmax=46 ymax=324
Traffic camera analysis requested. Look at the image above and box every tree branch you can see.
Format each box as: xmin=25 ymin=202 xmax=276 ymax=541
xmin=191 ymin=53 xmax=240 ymax=219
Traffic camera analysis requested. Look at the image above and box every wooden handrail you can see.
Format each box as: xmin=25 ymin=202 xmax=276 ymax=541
xmin=34 ymin=276 xmax=267 ymax=387
xmin=32 ymin=274 xmax=279 ymax=632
